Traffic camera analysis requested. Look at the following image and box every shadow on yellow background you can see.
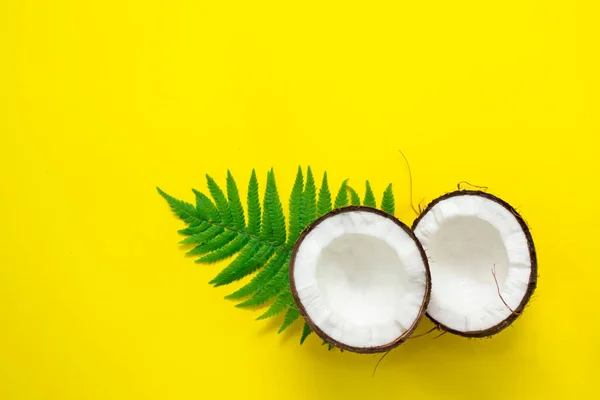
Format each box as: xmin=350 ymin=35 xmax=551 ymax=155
xmin=1 ymin=1 xmax=598 ymax=399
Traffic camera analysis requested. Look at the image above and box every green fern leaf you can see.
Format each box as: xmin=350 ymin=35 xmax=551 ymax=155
xmin=192 ymin=189 xmax=220 ymax=222
xmin=196 ymin=235 xmax=250 ymax=263
xmin=287 ymin=167 xmax=304 ymax=244
xmin=225 ymin=251 xmax=287 ymax=300
xmin=278 ymin=307 xmax=300 ymax=333
xmin=334 ymin=179 xmax=349 ymax=208
xmin=157 ymin=187 xmax=203 ymax=226
xmin=183 ymin=226 xmax=225 ymax=248
xmin=259 ymin=177 xmax=274 ymax=241
xmin=178 ymin=222 xmax=210 ymax=236
xmin=257 ymin=289 xmax=293 ymax=320
xmin=209 ymin=239 xmax=260 ymax=284
xmin=185 ymin=230 xmax=233 ymax=256
xmin=302 ymin=167 xmax=317 ymax=228
xmin=363 ymin=181 xmax=376 ymax=208
xmin=300 ymin=323 xmax=312 ymax=344
xmin=186 ymin=230 xmax=236 ymax=256
xmin=226 ymin=171 xmax=246 ymax=230
xmin=206 ymin=175 xmax=232 ymax=226
xmin=321 ymin=341 xmax=334 ymax=350
xmin=246 ymin=170 xmax=261 ymax=235
xmin=348 ymin=186 xmax=361 ymax=206
xmin=235 ymin=256 xmax=289 ymax=307
xmin=210 ymin=242 xmax=275 ymax=286
xmin=381 ymin=183 xmax=395 ymax=215
xmin=161 ymin=169 xmax=399 ymax=343
xmin=317 ymin=172 xmax=332 ymax=216
xmin=264 ymin=170 xmax=286 ymax=245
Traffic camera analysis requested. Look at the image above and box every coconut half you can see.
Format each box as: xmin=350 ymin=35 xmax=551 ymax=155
xmin=412 ymin=191 xmax=537 ymax=337
xmin=290 ymin=206 xmax=431 ymax=353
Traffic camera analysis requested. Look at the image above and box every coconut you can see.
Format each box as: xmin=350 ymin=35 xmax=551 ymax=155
xmin=289 ymin=206 xmax=431 ymax=353
xmin=412 ymin=190 xmax=537 ymax=337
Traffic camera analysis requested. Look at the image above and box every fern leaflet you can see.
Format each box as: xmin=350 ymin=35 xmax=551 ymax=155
xmin=193 ymin=189 xmax=220 ymax=222
xmin=302 ymin=167 xmax=317 ymax=228
xmin=206 ymin=175 xmax=232 ymax=225
xmin=179 ymin=225 xmax=225 ymax=245
xmin=279 ymin=307 xmax=300 ymax=333
xmin=334 ymin=179 xmax=349 ymax=208
xmin=300 ymin=323 xmax=312 ymax=344
xmin=363 ymin=181 xmax=376 ymax=208
xmin=196 ymin=235 xmax=250 ymax=263
xmin=225 ymin=251 xmax=287 ymax=300
xmin=178 ymin=222 xmax=210 ymax=236
xmin=348 ymin=186 xmax=361 ymax=206
xmin=317 ymin=172 xmax=332 ymax=216
xmin=186 ymin=230 xmax=234 ymax=256
xmin=381 ymin=183 xmax=395 ymax=215
xmin=257 ymin=289 xmax=293 ymax=320
xmin=226 ymin=171 xmax=245 ymax=230
xmin=287 ymin=167 xmax=304 ymax=245
xmin=246 ymin=170 xmax=261 ymax=235
xmin=210 ymin=242 xmax=274 ymax=286
xmin=265 ymin=170 xmax=286 ymax=245
xmin=157 ymin=188 xmax=202 ymax=226
xmin=235 ymin=255 xmax=289 ymax=307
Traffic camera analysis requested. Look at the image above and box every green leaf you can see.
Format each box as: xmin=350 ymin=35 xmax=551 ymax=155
xmin=210 ymin=242 xmax=275 ymax=286
xmin=348 ymin=186 xmax=361 ymax=206
xmin=363 ymin=181 xmax=376 ymax=208
xmin=209 ymin=239 xmax=260 ymax=284
xmin=246 ymin=170 xmax=261 ymax=235
xmin=186 ymin=230 xmax=236 ymax=257
xmin=321 ymin=341 xmax=334 ymax=350
xmin=179 ymin=225 xmax=223 ymax=244
xmin=381 ymin=184 xmax=395 ymax=215
xmin=192 ymin=189 xmax=220 ymax=222
xmin=257 ymin=289 xmax=292 ymax=320
xmin=226 ymin=251 xmax=287 ymax=300
xmin=197 ymin=235 xmax=250 ymax=263
xmin=300 ymin=322 xmax=312 ymax=344
xmin=157 ymin=187 xmax=203 ymax=226
xmin=334 ymin=179 xmax=349 ymax=208
xmin=178 ymin=222 xmax=210 ymax=236
xmin=226 ymin=171 xmax=245 ymax=230
xmin=264 ymin=170 xmax=286 ymax=245
xmin=317 ymin=172 xmax=332 ymax=216
xmin=161 ymin=169 xmax=400 ymax=344
xmin=206 ymin=175 xmax=232 ymax=226
xmin=259 ymin=176 xmax=273 ymax=241
xmin=287 ymin=166 xmax=304 ymax=244
xmin=278 ymin=307 xmax=300 ymax=333
xmin=186 ymin=229 xmax=232 ymax=256
xmin=302 ymin=167 xmax=317 ymax=228
xmin=183 ymin=226 xmax=225 ymax=248
xmin=235 ymin=255 xmax=289 ymax=307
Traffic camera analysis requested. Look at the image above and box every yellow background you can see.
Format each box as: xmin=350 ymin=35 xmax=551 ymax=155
xmin=1 ymin=1 xmax=599 ymax=399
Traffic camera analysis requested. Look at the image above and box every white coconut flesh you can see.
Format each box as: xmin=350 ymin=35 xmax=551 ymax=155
xmin=413 ymin=192 xmax=535 ymax=335
xmin=290 ymin=208 xmax=429 ymax=352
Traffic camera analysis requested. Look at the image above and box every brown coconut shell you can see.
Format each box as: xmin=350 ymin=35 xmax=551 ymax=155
xmin=289 ymin=206 xmax=431 ymax=353
xmin=412 ymin=190 xmax=538 ymax=338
